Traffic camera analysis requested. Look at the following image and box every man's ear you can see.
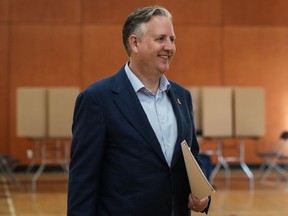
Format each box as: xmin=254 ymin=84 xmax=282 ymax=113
xmin=129 ymin=35 xmax=139 ymax=54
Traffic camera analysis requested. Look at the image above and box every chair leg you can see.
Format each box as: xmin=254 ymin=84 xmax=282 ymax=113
xmin=0 ymin=156 xmax=22 ymax=190
xmin=257 ymin=160 xmax=269 ymax=177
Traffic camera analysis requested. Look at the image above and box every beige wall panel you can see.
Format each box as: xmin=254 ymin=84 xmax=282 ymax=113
xmin=0 ymin=25 xmax=8 ymax=152
xmin=11 ymin=0 xmax=81 ymax=23
xmin=186 ymin=87 xmax=202 ymax=134
xmin=156 ymin=0 xmax=221 ymax=25
xmin=202 ymin=87 xmax=233 ymax=137
xmin=223 ymin=0 xmax=288 ymax=25
xmin=10 ymin=25 xmax=81 ymax=86
xmin=0 ymin=0 xmax=9 ymax=22
xmin=168 ymin=26 xmax=222 ymax=85
xmin=82 ymin=26 xmax=127 ymax=87
xmin=234 ymin=87 xmax=265 ymax=137
xmin=47 ymin=87 xmax=80 ymax=138
xmin=16 ymin=88 xmax=47 ymax=138
xmin=83 ymin=0 xmax=154 ymax=24
xmin=224 ymin=27 xmax=288 ymax=142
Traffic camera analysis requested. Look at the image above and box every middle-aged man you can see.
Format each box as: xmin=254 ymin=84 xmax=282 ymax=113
xmin=67 ymin=5 xmax=210 ymax=216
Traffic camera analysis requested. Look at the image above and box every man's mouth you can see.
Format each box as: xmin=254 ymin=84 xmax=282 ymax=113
xmin=159 ymin=55 xmax=170 ymax=59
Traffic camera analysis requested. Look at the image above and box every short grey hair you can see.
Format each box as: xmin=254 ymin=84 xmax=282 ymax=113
xmin=122 ymin=6 xmax=172 ymax=56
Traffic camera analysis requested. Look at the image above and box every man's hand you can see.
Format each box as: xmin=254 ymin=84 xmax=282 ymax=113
xmin=188 ymin=193 xmax=209 ymax=212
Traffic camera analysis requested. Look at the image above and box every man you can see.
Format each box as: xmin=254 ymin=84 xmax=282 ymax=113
xmin=67 ymin=6 xmax=210 ymax=216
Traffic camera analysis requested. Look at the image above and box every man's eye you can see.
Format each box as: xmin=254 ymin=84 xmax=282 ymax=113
xmin=157 ymin=37 xmax=164 ymax=42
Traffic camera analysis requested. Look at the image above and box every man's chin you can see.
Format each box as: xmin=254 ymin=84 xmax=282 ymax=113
xmin=161 ymin=65 xmax=170 ymax=74
xmin=157 ymin=63 xmax=171 ymax=73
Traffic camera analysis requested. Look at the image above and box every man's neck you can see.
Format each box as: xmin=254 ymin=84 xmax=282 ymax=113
xmin=128 ymin=62 xmax=160 ymax=94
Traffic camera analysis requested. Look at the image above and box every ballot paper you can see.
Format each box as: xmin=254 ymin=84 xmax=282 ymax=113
xmin=181 ymin=140 xmax=216 ymax=199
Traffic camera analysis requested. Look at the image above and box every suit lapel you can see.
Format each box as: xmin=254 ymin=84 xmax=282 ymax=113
xmin=168 ymin=89 xmax=186 ymax=168
xmin=112 ymin=69 xmax=167 ymax=164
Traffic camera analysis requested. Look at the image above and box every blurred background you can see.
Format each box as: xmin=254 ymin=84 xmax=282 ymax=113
xmin=1 ymin=0 xmax=288 ymax=215
xmin=1 ymin=0 xmax=288 ymax=166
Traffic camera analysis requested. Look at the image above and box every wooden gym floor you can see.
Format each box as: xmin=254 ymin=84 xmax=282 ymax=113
xmin=0 ymin=169 xmax=288 ymax=216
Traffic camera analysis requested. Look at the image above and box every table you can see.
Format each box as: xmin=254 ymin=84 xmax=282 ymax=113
xmin=26 ymin=138 xmax=70 ymax=192
xmin=201 ymin=138 xmax=254 ymax=190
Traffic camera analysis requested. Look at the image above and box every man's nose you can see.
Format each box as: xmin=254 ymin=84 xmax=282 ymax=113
xmin=164 ymin=40 xmax=175 ymax=51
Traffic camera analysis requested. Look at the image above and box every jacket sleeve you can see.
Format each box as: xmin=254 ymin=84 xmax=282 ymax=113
xmin=67 ymin=90 xmax=106 ymax=216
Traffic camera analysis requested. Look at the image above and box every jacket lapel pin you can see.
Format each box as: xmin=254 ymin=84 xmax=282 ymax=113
xmin=177 ymin=98 xmax=181 ymax=105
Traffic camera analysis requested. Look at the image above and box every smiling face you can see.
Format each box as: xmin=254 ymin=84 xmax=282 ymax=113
xmin=129 ymin=15 xmax=176 ymax=79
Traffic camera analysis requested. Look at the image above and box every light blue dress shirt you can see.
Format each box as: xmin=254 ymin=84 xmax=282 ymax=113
xmin=125 ymin=63 xmax=178 ymax=166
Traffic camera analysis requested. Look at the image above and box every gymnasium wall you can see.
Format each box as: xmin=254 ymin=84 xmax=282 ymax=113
xmin=1 ymin=0 xmax=288 ymax=164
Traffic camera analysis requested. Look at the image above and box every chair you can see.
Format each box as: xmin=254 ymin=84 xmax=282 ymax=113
xmin=258 ymin=131 xmax=288 ymax=185
xmin=0 ymin=154 xmax=22 ymax=189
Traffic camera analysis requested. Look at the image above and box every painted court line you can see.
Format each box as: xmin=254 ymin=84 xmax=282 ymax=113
xmin=1 ymin=177 xmax=16 ymax=216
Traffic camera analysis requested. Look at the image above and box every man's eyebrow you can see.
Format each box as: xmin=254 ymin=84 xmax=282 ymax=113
xmin=154 ymin=34 xmax=175 ymax=38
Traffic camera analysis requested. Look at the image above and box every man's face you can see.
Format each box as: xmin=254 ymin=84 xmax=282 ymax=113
xmin=134 ymin=16 xmax=176 ymax=76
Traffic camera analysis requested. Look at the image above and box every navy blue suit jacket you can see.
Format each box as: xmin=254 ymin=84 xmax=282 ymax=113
xmin=67 ymin=66 xmax=203 ymax=216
